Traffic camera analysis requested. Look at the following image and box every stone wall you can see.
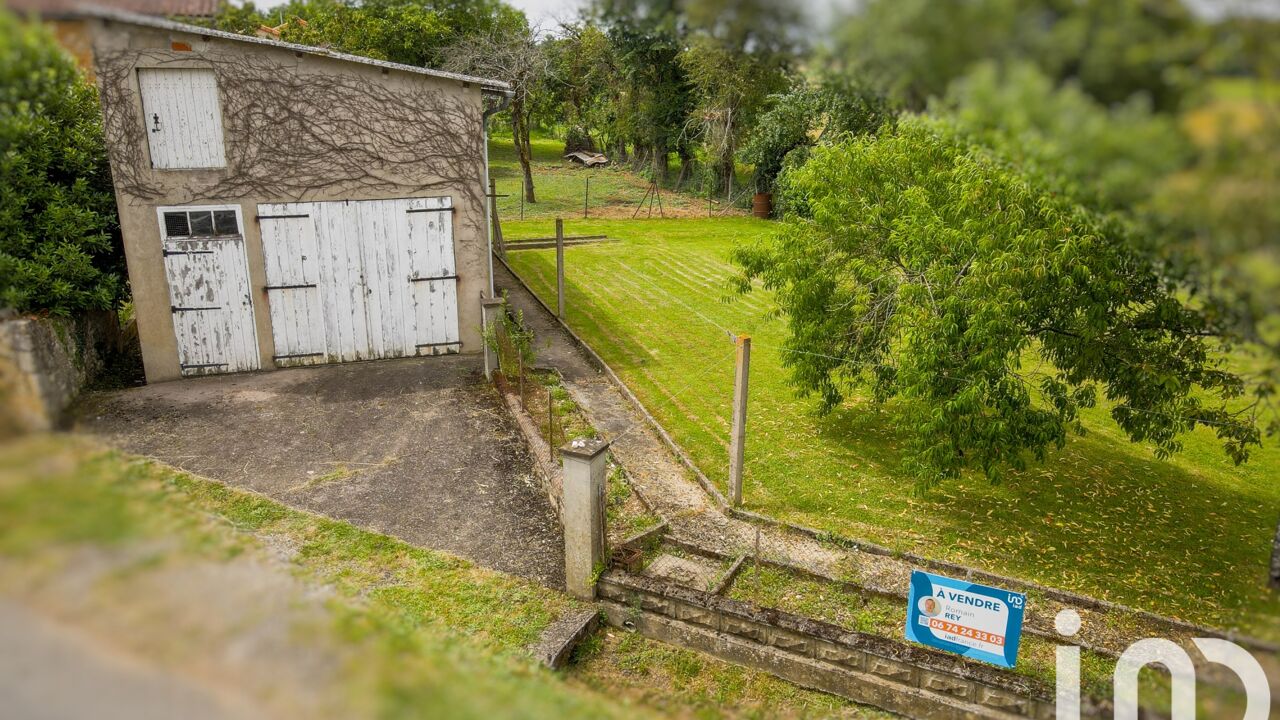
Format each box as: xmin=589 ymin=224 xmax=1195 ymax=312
xmin=0 ymin=310 xmax=115 ymax=435
xmin=598 ymin=569 xmax=1109 ymax=720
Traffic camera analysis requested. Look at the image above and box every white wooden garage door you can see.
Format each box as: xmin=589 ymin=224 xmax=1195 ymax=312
xmin=257 ymin=196 xmax=459 ymax=366
xmin=158 ymin=206 xmax=260 ymax=377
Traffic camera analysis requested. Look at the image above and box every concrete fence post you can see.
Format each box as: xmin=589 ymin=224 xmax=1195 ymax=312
xmin=561 ymin=437 xmax=610 ymax=599
xmin=556 ymin=218 xmax=566 ymax=318
xmin=729 ymin=334 xmax=751 ymax=507
xmin=480 ymin=295 xmax=506 ymax=381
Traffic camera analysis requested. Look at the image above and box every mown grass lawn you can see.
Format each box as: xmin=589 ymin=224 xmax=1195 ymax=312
xmin=487 ymin=133 xmax=744 ymax=220
xmin=504 ymin=216 xmax=1280 ymax=640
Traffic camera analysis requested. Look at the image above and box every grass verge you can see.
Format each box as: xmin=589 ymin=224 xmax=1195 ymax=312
xmin=0 ymin=434 xmax=877 ymax=719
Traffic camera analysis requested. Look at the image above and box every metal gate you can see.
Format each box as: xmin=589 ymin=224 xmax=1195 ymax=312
xmin=257 ymin=196 xmax=459 ymax=366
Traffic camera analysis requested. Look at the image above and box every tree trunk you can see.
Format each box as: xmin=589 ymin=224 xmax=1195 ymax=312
xmin=717 ymin=152 xmax=735 ymax=195
xmin=511 ymin=99 xmax=535 ymax=203
xmin=610 ymin=139 xmax=628 ymax=163
xmin=630 ymin=145 xmax=647 ymax=173
xmin=675 ymin=147 xmax=695 ymax=190
xmin=652 ymin=139 xmax=669 ymax=184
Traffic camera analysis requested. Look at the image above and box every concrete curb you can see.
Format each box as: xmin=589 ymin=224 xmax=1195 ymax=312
xmin=598 ymin=569 xmax=1101 ymax=719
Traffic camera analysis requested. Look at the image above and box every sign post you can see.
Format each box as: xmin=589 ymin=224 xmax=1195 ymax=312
xmin=904 ymin=569 xmax=1026 ymax=669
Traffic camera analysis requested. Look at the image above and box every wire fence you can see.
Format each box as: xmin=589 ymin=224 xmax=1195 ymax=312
xmin=490 ymin=165 xmax=755 ymax=224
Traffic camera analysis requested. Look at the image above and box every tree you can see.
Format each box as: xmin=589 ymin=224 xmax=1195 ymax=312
xmin=441 ymin=10 xmax=549 ymax=203
xmin=215 ymin=0 xmax=516 ymax=69
xmin=1038 ymin=0 xmax=1206 ymax=113
xmin=678 ymin=0 xmax=799 ymax=193
xmin=593 ymin=0 xmax=693 ymax=182
xmin=733 ymin=118 xmax=1260 ymax=486
xmin=836 ymin=0 xmax=1207 ymax=112
xmin=542 ymin=22 xmax=620 ymax=153
xmin=940 ymin=61 xmax=1192 ymax=213
xmin=740 ymin=75 xmax=894 ymax=196
xmin=835 ymin=0 xmax=1030 ymax=110
xmin=0 ymin=10 xmax=122 ymax=316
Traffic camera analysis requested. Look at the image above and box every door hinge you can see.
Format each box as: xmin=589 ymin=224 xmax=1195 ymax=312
xmin=180 ymin=362 xmax=228 ymax=369
xmin=273 ymin=352 xmax=323 ymax=361
xmin=410 ymin=274 xmax=459 ymax=283
xmin=416 ymin=341 xmax=462 ymax=348
xmin=255 ymin=214 xmax=310 ymax=221
xmin=171 ymin=305 xmax=222 ymax=313
xmin=264 ymin=283 xmax=318 ymax=291
xmin=163 ymin=249 xmax=215 ymax=257
xmin=406 ymin=207 xmax=456 ymax=214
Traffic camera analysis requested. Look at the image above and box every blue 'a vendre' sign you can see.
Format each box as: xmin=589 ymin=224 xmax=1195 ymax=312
xmin=904 ymin=569 xmax=1026 ymax=668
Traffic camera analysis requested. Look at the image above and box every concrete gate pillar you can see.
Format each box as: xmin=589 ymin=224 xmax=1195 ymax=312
xmin=560 ymin=437 xmax=610 ymax=599
xmin=480 ymin=295 xmax=506 ymax=380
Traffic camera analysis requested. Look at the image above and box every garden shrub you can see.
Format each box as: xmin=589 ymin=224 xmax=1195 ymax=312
xmin=0 ymin=10 xmax=123 ymax=316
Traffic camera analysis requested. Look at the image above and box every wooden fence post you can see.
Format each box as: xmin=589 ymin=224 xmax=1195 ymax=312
xmin=556 ymin=218 xmax=566 ymax=318
xmin=729 ymin=334 xmax=751 ymax=507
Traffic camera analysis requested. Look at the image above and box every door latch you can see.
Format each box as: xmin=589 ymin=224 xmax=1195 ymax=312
xmin=151 ymin=113 xmax=162 ymax=133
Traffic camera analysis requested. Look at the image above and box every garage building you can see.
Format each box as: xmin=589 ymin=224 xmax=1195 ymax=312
xmin=85 ymin=8 xmax=509 ymax=382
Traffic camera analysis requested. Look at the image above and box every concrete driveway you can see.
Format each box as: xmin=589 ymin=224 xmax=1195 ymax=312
xmin=79 ymin=355 xmax=564 ymax=588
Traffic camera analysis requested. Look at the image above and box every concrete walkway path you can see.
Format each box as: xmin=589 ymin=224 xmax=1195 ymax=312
xmin=0 ymin=598 xmax=266 ymax=720
xmin=494 ymin=259 xmax=1279 ymax=699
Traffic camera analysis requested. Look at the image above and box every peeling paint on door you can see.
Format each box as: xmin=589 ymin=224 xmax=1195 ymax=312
xmin=162 ymin=235 xmax=260 ymax=376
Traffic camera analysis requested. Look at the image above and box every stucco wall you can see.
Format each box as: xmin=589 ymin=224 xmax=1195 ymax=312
xmin=88 ymin=19 xmax=492 ymax=382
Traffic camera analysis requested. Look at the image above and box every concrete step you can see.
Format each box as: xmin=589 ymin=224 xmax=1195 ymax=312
xmin=529 ymin=608 xmax=600 ymax=670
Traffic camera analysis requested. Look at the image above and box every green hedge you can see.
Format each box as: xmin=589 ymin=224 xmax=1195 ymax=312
xmin=0 ymin=10 xmax=123 ymax=316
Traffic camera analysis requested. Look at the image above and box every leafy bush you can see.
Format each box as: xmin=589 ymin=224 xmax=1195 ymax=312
xmin=0 ymin=11 xmax=122 ymax=316
xmin=734 ymin=117 xmax=1259 ymax=485
xmin=738 ymin=90 xmax=813 ymax=194
xmin=739 ymin=77 xmax=894 ymax=194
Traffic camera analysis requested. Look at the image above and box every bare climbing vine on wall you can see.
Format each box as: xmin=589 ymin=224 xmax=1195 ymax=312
xmin=96 ymin=49 xmax=485 ymax=228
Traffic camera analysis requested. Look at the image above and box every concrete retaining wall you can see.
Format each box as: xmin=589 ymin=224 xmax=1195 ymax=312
xmin=598 ymin=569 xmax=1108 ymax=720
xmin=496 ymin=375 xmax=564 ymax=519
xmin=0 ymin=310 xmax=115 ymax=435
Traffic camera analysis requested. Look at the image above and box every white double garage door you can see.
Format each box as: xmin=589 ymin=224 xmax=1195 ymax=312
xmin=164 ymin=196 xmax=460 ymax=376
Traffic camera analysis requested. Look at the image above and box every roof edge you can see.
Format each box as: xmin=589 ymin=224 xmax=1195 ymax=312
xmin=75 ymin=5 xmax=512 ymax=92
